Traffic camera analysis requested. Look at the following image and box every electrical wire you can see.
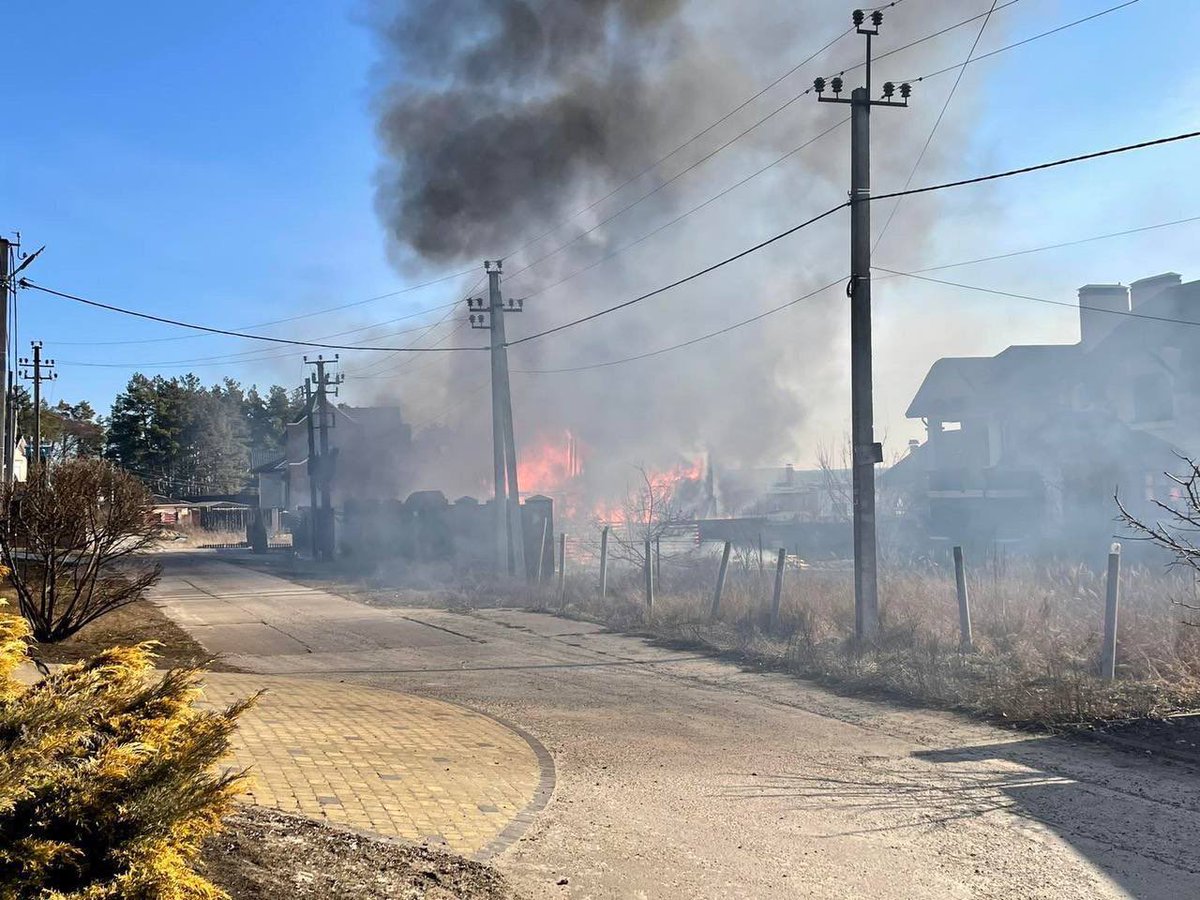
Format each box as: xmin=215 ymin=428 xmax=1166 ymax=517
xmin=871 ymin=129 xmax=1200 ymax=203
xmin=512 ymin=278 xmax=845 ymax=375
xmin=20 ymin=279 xmax=489 ymax=354
xmin=512 ymin=129 xmax=1199 ymax=349
xmin=872 ymin=0 xmax=1000 ymax=253
xmin=48 ymin=269 xmax=476 ymax=347
xmin=880 ymin=214 xmax=1200 ymax=276
xmin=502 ymin=21 xmax=862 ymax=264
xmin=506 ymin=203 xmax=849 ymax=348
xmin=815 ymin=0 xmax=1023 ymax=83
xmin=875 ymin=267 xmax=1200 ymax=328
xmin=896 ymin=0 xmax=1141 ymax=85
xmin=516 ymin=116 xmax=850 ymax=302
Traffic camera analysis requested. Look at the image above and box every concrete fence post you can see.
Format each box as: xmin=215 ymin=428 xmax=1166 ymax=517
xmin=599 ymin=525 xmax=610 ymax=599
xmin=952 ymin=545 xmax=974 ymax=653
xmin=770 ymin=548 xmax=787 ymax=632
xmin=1100 ymin=542 xmax=1121 ymax=680
xmin=535 ymin=518 xmax=548 ymax=587
xmin=557 ymin=532 xmax=567 ymax=611
xmin=710 ymin=540 xmax=732 ymax=622
xmin=644 ymin=537 xmax=654 ymax=618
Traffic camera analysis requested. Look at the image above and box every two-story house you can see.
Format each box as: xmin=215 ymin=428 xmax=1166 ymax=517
xmin=905 ymin=273 xmax=1193 ymax=549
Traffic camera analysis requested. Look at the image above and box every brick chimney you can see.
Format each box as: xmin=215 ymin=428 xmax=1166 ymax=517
xmin=1130 ymin=272 xmax=1181 ymax=309
xmin=1078 ymin=283 xmax=1129 ymax=347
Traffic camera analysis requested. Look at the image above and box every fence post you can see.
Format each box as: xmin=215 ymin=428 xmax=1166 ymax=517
xmin=557 ymin=532 xmax=567 ymax=611
xmin=1100 ymin=542 xmax=1121 ymax=680
xmin=952 ymin=545 xmax=974 ymax=652
xmin=644 ymin=538 xmax=654 ymax=618
xmin=710 ymin=540 xmax=732 ymax=622
xmin=770 ymin=548 xmax=786 ymax=632
xmin=535 ymin=518 xmax=548 ymax=586
xmin=599 ymin=525 xmax=610 ymax=599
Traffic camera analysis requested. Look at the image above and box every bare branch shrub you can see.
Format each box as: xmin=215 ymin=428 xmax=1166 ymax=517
xmin=1 ymin=458 xmax=162 ymax=642
xmin=1117 ymin=456 xmax=1200 ymax=623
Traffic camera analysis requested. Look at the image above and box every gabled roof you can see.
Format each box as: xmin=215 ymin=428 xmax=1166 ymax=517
xmin=906 ymin=345 xmax=1080 ymax=419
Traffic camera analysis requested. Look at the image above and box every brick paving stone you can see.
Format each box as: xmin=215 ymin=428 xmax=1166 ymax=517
xmin=201 ymin=673 xmax=541 ymax=856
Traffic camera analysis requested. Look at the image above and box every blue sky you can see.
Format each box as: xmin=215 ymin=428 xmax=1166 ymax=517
xmin=2 ymin=0 xmax=1197 ymax=455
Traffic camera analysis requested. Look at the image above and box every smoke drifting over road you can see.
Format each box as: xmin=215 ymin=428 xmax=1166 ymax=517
xmin=366 ymin=0 xmax=997 ymax=499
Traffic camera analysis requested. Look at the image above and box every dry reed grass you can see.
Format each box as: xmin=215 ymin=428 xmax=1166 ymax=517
xmin=548 ymin=554 xmax=1200 ymax=726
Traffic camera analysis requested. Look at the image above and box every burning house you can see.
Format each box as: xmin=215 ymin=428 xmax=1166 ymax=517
xmin=903 ymin=272 xmax=1197 ymax=551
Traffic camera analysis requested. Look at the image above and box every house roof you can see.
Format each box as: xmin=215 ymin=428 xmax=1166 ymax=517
xmin=906 ymin=345 xmax=1080 ymax=419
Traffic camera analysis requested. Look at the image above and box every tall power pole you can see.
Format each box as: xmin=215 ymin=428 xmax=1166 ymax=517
xmin=20 ymin=340 xmax=55 ymax=475
xmin=305 ymin=355 xmax=343 ymax=560
xmin=815 ymin=8 xmax=911 ymax=640
xmin=0 ymin=240 xmax=11 ymax=484
xmin=302 ymin=379 xmax=321 ymax=561
xmin=468 ymin=260 xmax=527 ymax=577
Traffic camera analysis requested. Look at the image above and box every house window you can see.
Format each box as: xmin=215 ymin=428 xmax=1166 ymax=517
xmin=1133 ymin=372 xmax=1173 ymax=423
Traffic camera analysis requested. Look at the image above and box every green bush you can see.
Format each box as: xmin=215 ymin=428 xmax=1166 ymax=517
xmin=0 ymin=607 xmax=253 ymax=899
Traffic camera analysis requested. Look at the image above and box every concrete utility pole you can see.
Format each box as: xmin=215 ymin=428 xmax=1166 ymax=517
xmin=20 ymin=341 xmax=55 ymax=475
xmin=469 ymin=261 xmax=527 ymax=578
xmin=305 ymin=355 xmax=343 ymax=560
xmin=302 ymin=380 xmax=321 ymax=561
xmin=0 ymin=240 xmax=11 ymax=484
xmin=815 ymin=8 xmax=911 ymax=640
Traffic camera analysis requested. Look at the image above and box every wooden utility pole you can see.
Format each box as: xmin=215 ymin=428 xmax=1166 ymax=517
xmin=471 ymin=261 xmax=526 ymax=578
xmin=815 ymin=8 xmax=911 ymax=640
xmin=20 ymin=341 xmax=55 ymax=476
xmin=305 ymin=356 xmax=342 ymax=560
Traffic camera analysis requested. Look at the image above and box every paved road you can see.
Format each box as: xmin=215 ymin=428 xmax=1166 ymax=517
xmin=153 ymin=552 xmax=1200 ymax=899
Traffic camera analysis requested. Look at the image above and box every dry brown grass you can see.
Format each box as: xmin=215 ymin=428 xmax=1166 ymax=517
xmin=548 ymin=556 xmax=1200 ymax=726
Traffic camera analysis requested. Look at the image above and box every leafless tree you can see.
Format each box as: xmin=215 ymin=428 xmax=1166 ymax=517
xmin=1117 ymin=456 xmax=1200 ymax=623
xmin=598 ymin=465 xmax=694 ymax=567
xmin=815 ymin=439 xmax=853 ymax=522
xmin=1 ymin=458 xmax=162 ymax=642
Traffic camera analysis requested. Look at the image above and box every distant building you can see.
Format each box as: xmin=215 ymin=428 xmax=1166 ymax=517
xmin=904 ymin=272 xmax=1195 ymax=549
xmin=256 ymin=405 xmax=414 ymax=530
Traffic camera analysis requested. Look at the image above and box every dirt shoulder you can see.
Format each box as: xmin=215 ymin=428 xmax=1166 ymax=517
xmin=26 ymin=597 xmax=240 ymax=671
xmin=203 ymin=806 xmax=525 ymax=900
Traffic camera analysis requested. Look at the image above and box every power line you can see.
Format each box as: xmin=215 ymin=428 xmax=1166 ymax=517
xmin=506 ymin=0 xmax=1119 ymax=287
xmin=875 ymin=266 xmax=1200 ymax=328
xmin=873 ymin=0 xmax=1000 ymax=252
xmin=514 ymin=129 xmax=1199 ymax=349
xmin=872 ymin=129 xmax=1200 ymax=203
xmin=817 ymin=0 xmax=1022 ymax=83
xmin=49 ymin=269 xmax=475 ymax=347
xmin=884 ymin=214 xmax=1200 ymax=276
xmin=21 ymin=279 xmax=489 ymax=354
xmin=503 ymin=20 xmax=864 ymax=264
xmin=512 ymin=278 xmax=845 ymax=374
xmin=518 ymin=116 xmax=850 ymax=303
xmin=898 ymin=0 xmax=1141 ymax=85
xmin=506 ymin=203 xmax=849 ymax=347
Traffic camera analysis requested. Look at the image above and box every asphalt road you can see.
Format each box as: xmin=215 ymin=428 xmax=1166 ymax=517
xmin=152 ymin=551 xmax=1200 ymax=899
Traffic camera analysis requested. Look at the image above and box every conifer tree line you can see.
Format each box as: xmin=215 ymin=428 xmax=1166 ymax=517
xmin=23 ymin=373 xmax=306 ymax=496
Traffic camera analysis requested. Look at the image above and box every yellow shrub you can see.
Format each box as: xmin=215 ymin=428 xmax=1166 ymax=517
xmin=0 ymin=608 xmax=252 ymax=899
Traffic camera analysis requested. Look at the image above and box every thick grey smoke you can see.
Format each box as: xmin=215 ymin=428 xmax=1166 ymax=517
xmin=365 ymin=0 xmax=1002 ymax=503
xmin=373 ymin=0 xmax=686 ymax=261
